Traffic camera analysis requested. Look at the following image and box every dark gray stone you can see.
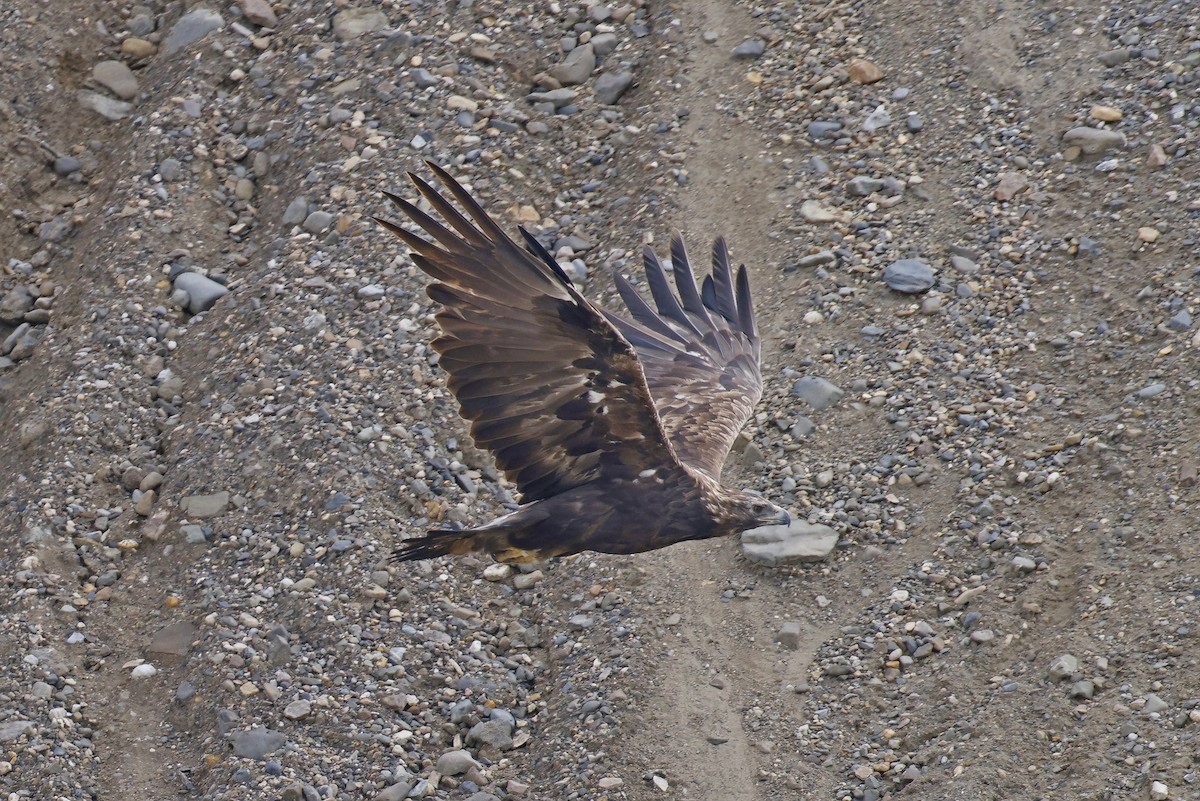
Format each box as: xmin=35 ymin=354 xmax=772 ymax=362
xmin=594 ymin=70 xmax=633 ymax=105
xmin=230 ymin=727 xmax=286 ymax=760
xmin=732 ymin=38 xmax=765 ymax=58
xmin=163 ymin=8 xmax=224 ymax=56
xmin=742 ymin=522 xmax=838 ymax=566
xmin=884 ymin=259 xmax=935 ymax=293
xmin=790 ymin=376 xmax=845 ymax=410
xmin=173 ymin=272 xmax=229 ymax=313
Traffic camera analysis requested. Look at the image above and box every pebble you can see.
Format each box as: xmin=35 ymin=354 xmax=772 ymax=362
xmin=993 ymin=173 xmax=1029 ymax=201
xmin=1137 ymin=226 xmax=1160 ymax=243
xmin=741 ymin=522 xmax=838 ymax=566
xmin=181 ymin=491 xmax=230 ymax=518
xmin=283 ymin=700 xmax=312 ymax=720
xmin=549 ymin=44 xmax=596 ymax=86
xmin=790 ymin=376 xmax=844 ymax=410
xmin=883 ymin=259 xmax=935 ymax=293
xmin=333 ymin=8 xmax=388 ymax=41
xmin=732 ymin=39 xmax=765 ymax=59
xmin=121 ymin=37 xmax=157 ymax=58
xmin=77 ymin=90 xmax=133 ymax=121
xmin=594 ymin=71 xmax=634 ymax=105
xmin=237 ymin=0 xmax=278 ymax=28
xmin=435 ymin=749 xmax=480 ymax=776
xmin=1166 ymin=310 xmax=1191 ymax=331
xmin=1062 ymin=127 xmax=1126 ymax=155
xmin=848 ymin=58 xmax=883 ymax=84
xmin=775 ymin=621 xmax=803 ymax=649
xmin=1090 ymin=104 xmax=1123 ymax=122
xmin=162 ymin=8 xmax=224 ymax=56
xmin=513 ymin=570 xmax=543 ymax=589
xmin=799 ymin=200 xmax=837 ymax=223
xmin=303 ymin=211 xmax=334 ymax=234
xmin=1048 ymin=654 xmax=1078 ymax=680
xmin=231 ymin=728 xmax=287 ymax=759
xmin=93 ymin=60 xmax=138 ymax=100
xmin=0 ymin=287 xmax=33 ymax=324
xmin=173 ymin=272 xmax=230 ymax=314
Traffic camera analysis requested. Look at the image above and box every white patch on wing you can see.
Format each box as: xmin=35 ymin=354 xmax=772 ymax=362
xmin=639 ymin=469 xmax=657 ymax=478
xmin=586 ymin=390 xmax=605 ymax=403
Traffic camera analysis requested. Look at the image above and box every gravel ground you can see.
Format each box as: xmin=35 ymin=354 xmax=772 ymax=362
xmin=1 ymin=1 xmax=1198 ymax=800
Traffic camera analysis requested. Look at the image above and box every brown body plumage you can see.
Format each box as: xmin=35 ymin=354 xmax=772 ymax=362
xmin=376 ymin=163 xmax=789 ymax=563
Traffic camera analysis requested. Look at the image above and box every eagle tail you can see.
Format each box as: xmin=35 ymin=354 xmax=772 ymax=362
xmin=392 ymin=529 xmax=479 ymax=562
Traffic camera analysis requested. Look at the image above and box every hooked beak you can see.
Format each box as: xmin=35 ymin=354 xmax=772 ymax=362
xmin=772 ymin=508 xmax=792 ymax=527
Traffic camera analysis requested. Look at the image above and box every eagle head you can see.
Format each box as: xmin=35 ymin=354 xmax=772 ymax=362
xmin=731 ymin=493 xmax=792 ymax=531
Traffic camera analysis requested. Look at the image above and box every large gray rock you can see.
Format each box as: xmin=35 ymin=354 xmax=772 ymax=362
xmin=790 ymin=376 xmax=844 ymax=410
xmin=181 ymin=491 xmax=230 ymax=518
xmin=595 ymin=70 xmax=633 ymax=105
xmin=173 ymin=271 xmax=229 ymax=314
xmin=333 ymin=8 xmax=388 ymax=41
xmin=548 ymin=43 xmax=596 ymax=86
xmin=230 ymin=727 xmax=286 ymax=759
xmin=77 ymin=90 xmax=133 ymax=121
xmin=0 ymin=720 xmax=34 ymax=742
xmin=884 ymin=259 xmax=935 ymax=293
xmin=741 ymin=522 xmax=838 ymax=566
xmin=0 ymin=286 xmax=33 ymax=324
xmin=1062 ymin=126 xmax=1125 ymax=155
xmin=435 ymin=749 xmax=480 ymax=776
xmin=162 ymin=8 xmax=224 ymax=56
xmin=467 ymin=718 xmax=514 ymax=750
xmin=93 ymin=60 xmax=138 ymax=100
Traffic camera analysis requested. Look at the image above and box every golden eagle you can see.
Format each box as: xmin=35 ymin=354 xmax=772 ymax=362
xmin=377 ymin=163 xmax=789 ymax=563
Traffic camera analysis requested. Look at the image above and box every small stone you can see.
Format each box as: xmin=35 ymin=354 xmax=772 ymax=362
xmin=1090 ymin=104 xmax=1122 ymax=122
xmin=1137 ymin=226 xmax=1160 ymax=243
xmin=1135 ymin=382 xmax=1166 ymax=399
xmin=231 ymin=727 xmax=287 ymax=760
xmin=861 ymin=105 xmax=890 ymax=133
xmin=741 ymin=522 xmax=838 ymax=566
xmin=799 ymin=200 xmax=837 ymax=223
xmin=483 ymin=563 xmax=512 ymax=581
xmin=776 ymin=621 xmax=803 ymax=650
xmin=1166 ymin=310 xmax=1192 ymax=331
xmin=173 ymin=272 xmax=229 ymax=314
xmin=283 ymin=700 xmax=312 ymax=720
xmin=1143 ymin=693 xmax=1169 ymax=714
xmin=598 ymin=777 xmax=623 ymax=789
xmin=732 ymin=38 xmax=765 ymax=59
xmin=969 ymin=629 xmax=994 ymax=644
xmin=883 ymin=259 xmax=935 ymax=293
xmin=0 ymin=287 xmax=34 ymax=325
xmin=121 ymin=37 xmax=157 ymax=58
xmin=848 ymin=58 xmax=883 ymax=84
xmin=1070 ymin=680 xmax=1095 ymax=699
xmin=1048 ymin=654 xmax=1078 ymax=680
xmin=790 ymin=376 xmax=844 ymax=410
xmin=181 ymin=491 xmax=229 ymax=518
xmin=162 ymin=8 xmax=224 ymax=56
xmin=0 ymin=721 xmax=34 ymax=743
xmin=1147 ymin=143 xmax=1168 ymax=168
xmin=303 ymin=211 xmax=334 ymax=234
xmin=1097 ymin=48 xmax=1134 ymax=66
xmin=467 ymin=719 xmax=514 ymax=750
xmin=93 ymin=60 xmax=138 ymax=100
xmin=131 ymin=663 xmax=158 ymax=678
xmin=282 ymin=197 xmax=309 ymax=226
xmin=1062 ymin=127 xmax=1126 ymax=155
xmin=549 ymin=44 xmax=596 ymax=86
xmin=1012 ymin=555 xmax=1037 ymax=571
xmin=333 ymin=8 xmax=388 ymax=41
xmin=1149 ymin=781 xmax=1168 ymax=801
xmin=53 ymin=156 xmax=83 ymax=176
xmin=237 ymin=0 xmax=277 ymax=27
xmin=159 ymin=158 xmax=182 ymax=181
xmin=435 ymin=749 xmax=480 ymax=776
xmin=846 ymin=176 xmax=885 ymax=196
xmin=594 ymin=70 xmax=634 ymax=105
xmin=994 ymin=173 xmax=1029 ymax=201
xmin=513 ymin=570 xmax=543 ymax=589
xmin=77 ymin=90 xmax=133 ymax=121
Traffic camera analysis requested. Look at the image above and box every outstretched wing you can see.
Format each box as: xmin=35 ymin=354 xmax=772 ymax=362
xmin=602 ymin=234 xmax=762 ymax=479
xmin=376 ymin=162 xmax=681 ymax=502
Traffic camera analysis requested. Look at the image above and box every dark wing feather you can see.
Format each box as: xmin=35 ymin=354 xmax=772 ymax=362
xmin=603 ymin=233 xmax=762 ymax=479
xmin=377 ymin=162 xmax=682 ymax=502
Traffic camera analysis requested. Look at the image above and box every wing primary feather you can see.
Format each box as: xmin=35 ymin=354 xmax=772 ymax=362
xmin=373 ymin=215 xmax=435 ymax=253
xmin=734 ymin=265 xmax=758 ymax=344
xmin=407 ymin=172 xmax=494 ymax=246
xmin=643 ymin=246 xmax=704 ymax=337
xmin=382 ymin=192 xmax=471 ymax=253
xmin=518 ymin=226 xmax=574 ymax=287
xmin=610 ymin=273 xmax=691 ymax=343
xmin=423 ymin=160 xmax=513 ymax=242
xmin=709 ymin=236 xmax=740 ymax=322
xmin=669 ymin=234 xmax=713 ymax=325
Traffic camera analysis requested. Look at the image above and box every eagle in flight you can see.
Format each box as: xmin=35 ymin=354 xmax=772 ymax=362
xmin=377 ymin=163 xmax=790 ymax=563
